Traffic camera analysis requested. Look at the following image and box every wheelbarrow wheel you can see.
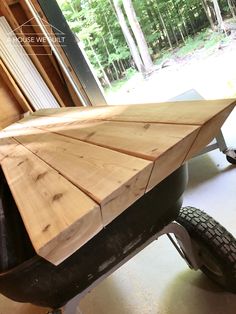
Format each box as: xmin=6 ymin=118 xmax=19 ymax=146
xmin=225 ymin=149 xmax=236 ymax=165
xmin=176 ymin=206 xmax=236 ymax=293
xmin=226 ymin=155 xmax=236 ymax=165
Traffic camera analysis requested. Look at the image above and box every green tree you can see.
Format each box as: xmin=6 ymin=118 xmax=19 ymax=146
xmin=122 ymin=0 xmax=154 ymax=74
xmin=57 ymin=0 xmax=235 ymax=85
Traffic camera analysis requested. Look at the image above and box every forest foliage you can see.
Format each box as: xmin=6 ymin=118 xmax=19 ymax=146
xmin=57 ymin=0 xmax=236 ymax=86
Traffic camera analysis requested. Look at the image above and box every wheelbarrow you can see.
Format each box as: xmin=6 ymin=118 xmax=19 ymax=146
xmin=0 ymin=100 xmax=235 ymax=313
xmin=0 ymin=164 xmax=235 ymax=314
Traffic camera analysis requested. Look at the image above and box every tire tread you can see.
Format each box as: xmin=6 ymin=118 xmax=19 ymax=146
xmin=176 ymin=206 xmax=236 ymax=292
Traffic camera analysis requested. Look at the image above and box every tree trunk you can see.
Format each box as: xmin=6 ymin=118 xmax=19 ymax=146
xmin=115 ymin=60 xmax=123 ymax=76
xmin=173 ymin=0 xmax=188 ymax=37
xmin=228 ymin=0 xmax=236 ymax=19
xmin=212 ymin=0 xmax=225 ymax=31
xmin=122 ymin=0 xmax=154 ymax=74
xmin=185 ymin=2 xmax=198 ymax=33
xmin=201 ymin=0 xmax=216 ymax=30
xmin=113 ymin=0 xmax=145 ymax=75
xmin=156 ymin=5 xmax=173 ymax=49
xmin=101 ymin=34 xmax=119 ymax=81
xmin=178 ymin=25 xmax=186 ymax=43
xmin=103 ymin=13 xmax=118 ymax=54
xmin=145 ymin=0 xmax=159 ymax=33
xmin=87 ymin=38 xmax=111 ymax=88
xmin=151 ymin=4 xmax=166 ymax=49
xmin=120 ymin=60 xmax=126 ymax=72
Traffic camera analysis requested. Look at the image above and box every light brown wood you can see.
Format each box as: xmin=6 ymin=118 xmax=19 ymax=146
xmin=5 ymin=0 xmax=19 ymax=5
xmin=98 ymin=100 xmax=236 ymax=125
xmin=0 ymin=59 xmax=32 ymax=113
xmin=32 ymin=99 xmax=236 ymax=125
xmin=35 ymin=120 xmax=200 ymax=161
xmin=0 ymin=16 xmax=61 ymax=110
xmin=13 ymin=130 xmax=153 ymax=225
xmin=0 ymin=137 xmax=19 ymax=161
xmin=146 ymin=128 xmax=200 ymax=191
xmin=0 ymin=2 xmax=66 ymax=108
xmin=18 ymin=0 xmax=63 ymax=79
xmin=33 ymin=108 xmax=82 ymax=116
xmin=185 ymin=106 xmax=234 ymax=159
xmin=0 ymin=75 xmax=23 ymax=129
xmin=0 ymin=99 xmax=235 ymax=264
xmin=1 ymin=118 xmax=200 ymax=194
xmin=13 ymin=0 xmax=75 ymax=107
xmin=26 ymin=0 xmax=90 ymax=106
xmin=0 ymin=138 xmax=102 ymax=265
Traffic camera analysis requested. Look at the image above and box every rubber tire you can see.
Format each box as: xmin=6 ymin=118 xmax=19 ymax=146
xmin=176 ymin=206 xmax=236 ymax=293
xmin=226 ymin=154 xmax=236 ymax=165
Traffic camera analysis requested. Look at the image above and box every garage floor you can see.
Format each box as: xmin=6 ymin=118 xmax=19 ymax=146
xmin=0 ymin=108 xmax=235 ymax=314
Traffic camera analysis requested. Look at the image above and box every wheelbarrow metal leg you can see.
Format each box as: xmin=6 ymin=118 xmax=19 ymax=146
xmin=159 ymin=222 xmax=202 ymax=270
xmin=47 ymin=306 xmax=83 ymax=314
xmin=63 ymin=295 xmax=83 ymax=314
xmin=60 ymin=221 xmax=202 ymax=313
xmin=47 ymin=310 xmax=63 ymax=314
xmin=215 ymin=130 xmax=228 ymax=152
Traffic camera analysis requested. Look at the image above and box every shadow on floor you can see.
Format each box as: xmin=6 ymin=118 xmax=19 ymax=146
xmin=187 ymin=154 xmax=234 ymax=189
xmin=159 ymin=270 xmax=236 ymax=314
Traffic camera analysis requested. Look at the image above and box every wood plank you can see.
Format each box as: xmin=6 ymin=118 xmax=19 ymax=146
xmin=1 ymin=100 xmax=235 ymax=265
xmin=31 ymin=99 xmax=236 ymax=125
xmin=146 ymin=129 xmax=200 ymax=191
xmin=25 ymin=0 xmax=91 ymax=106
xmin=0 ymin=119 xmax=199 ymax=202
xmin=0 ymin=137 xmax=19 ymax=162
xmin=147 ymin=103 xmax=235 ymax=190
xmin=0 ymin=1 xmax=70 ymax=108
xmin=5 ymin=0 xmax=19 ymax=5
xmin=0 ymin=16 xmax=60 ymax=110
xmin=0 ymin=114 xmax=21 ymax=130
xmin=0 ymin=124 xmax=44 ymax=138
xmin=17 ymin=113 xmax=82 ymax=128
xmin=32 ymin=108 xmax=82 ymax=116
xmin=0 ymin=138 xmax=102 ymax=265
xmin=0 ymin=74 xmax=23 ymax=129
xmin=11 ymin=1 xmax=75 ymax=108
xmin=13 ymin=131 xmax=153 ymax=225
xmin=0 ymin=59 xmax=32 ymax=113
xmin=36 ymin=120 xmax=199 ymax=161
xmin=185 ymin=106 xmax=234 ymax=159
xmin=17 ymin=0 xmax=62 ymax=78
xmin=1 ymin=115 xmax=61 ymax=135
xmin=101 ymin=100 xmax=236 ymax=125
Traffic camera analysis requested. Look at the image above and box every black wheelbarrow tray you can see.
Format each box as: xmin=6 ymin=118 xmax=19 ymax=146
xmin=0 ymin=100 xmax=235 ymax=313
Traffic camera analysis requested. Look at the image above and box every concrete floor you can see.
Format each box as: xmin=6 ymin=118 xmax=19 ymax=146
xmin=0 ymin=108 xmax=235 ymax=314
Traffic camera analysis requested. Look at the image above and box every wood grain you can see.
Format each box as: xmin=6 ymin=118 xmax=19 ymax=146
xmin=32 ymin=99 xmax=236 ymax=125
xmin=0 ymin=16 xmax=60 ymax=110
xmin=0 ymin=99 xmax=235 ymax=264
xmin=0 ymin=74 xmax=23 ymax=129
xmin=0 ymin=0 xmax=71 ymax=108
xmin=24 ymin=0 xmax=91 ymax=106
xmin=0 ymin=137 xmax=19 ymax=162
xmin=0 ymin=138 xmax=102 ymax=265
xmin=36 ymin=120 xmax=199 ymax=161
xmin=0 ymin=59 xmax=32 ymax=113
xmin=146 ymin=128 xmax=200 ymax=191
xmin=185 ymin=106 xmax=235 ymax=159
xmin=14 ymin=131 xmax=153 ymax=225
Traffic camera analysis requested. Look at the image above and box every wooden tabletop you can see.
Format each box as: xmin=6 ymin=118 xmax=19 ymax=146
xmin=0 ymin=99 xmax=235 ymax=265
